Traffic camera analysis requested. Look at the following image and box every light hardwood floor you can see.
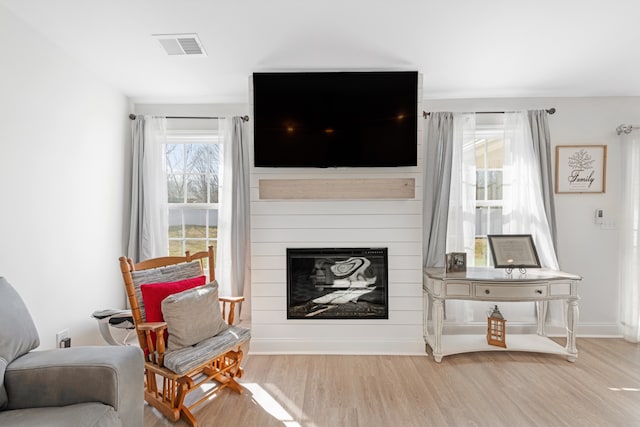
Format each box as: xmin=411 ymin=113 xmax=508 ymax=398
xmin=144 ymin=338 xmax=640 ymax=427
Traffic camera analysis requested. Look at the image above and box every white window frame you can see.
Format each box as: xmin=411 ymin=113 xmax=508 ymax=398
xmin=165 ymin=129 xmax=222 ymax=255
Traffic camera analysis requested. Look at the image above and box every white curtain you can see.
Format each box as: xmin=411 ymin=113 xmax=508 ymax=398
xmin=217 ymin=117 xmax=251 ymax=319
xmin=619 ymin=131 xmax=640 ymax=342
xmin=446 ymin=114 xmax=478 ymax=322
xmin=503 ymin=112 xmax=559 ymax=270
xmin=446 ymin=113 xmax=477 ymax=261
xmin=127 ymin=116 xmax=168 ymax=262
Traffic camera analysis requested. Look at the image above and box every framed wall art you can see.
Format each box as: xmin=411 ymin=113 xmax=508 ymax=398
xmin=555 ymin=145 xmax=607 ymax=193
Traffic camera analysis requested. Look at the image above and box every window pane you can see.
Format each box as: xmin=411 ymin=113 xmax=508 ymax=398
xmin=169 ymin=240 xmax=183 ymax=256
xmin=486 ymin=138 xmax=503 ymax=168
xmin=185 ymin=239 xmax=207 ymax=255
xmin=209 ymin=174 xmax=219 ymax=204
xmin=184 ymin=209 xmax=207 ymax=238
xmin=476 ymin=172 xmax=486 ymax=200
xmin=475 ymin=237 xmax=488 ymax=267
xmin=167 ymin=174 xmax=184 ymax=203
xmin=168 ymin=210 xmax=183 ymax=238
xmin=208 ymin=210 xmax=218 ymax=240
xmin=487 ymin=171 xmax=502 ymax=200
xmin=474 ymin=139 xmax=486 ymax=168
xmin=166 ymin=144 xmax=185 ymax=172
xmin=184 ymin=145 xmax=199 ymax=173
xmin=185 ymin=145 xmax=212 ymax=174
xmin=210 ymin=144 xmax=221 ymax=171
xmin=489 ymin=207 xmax=503 ymax=234
xmin=476 ymin=207 xmax=488 ymax=236
xmin=186 ymin=174 xmax=207 ymax=203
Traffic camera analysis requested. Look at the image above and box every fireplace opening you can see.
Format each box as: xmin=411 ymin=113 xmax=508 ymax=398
xmin=287 ymin=247 xmax=388 ymax=319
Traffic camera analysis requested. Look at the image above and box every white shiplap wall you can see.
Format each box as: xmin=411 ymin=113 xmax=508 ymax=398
xmin=249 ymin=75 xmax=425 ymax=354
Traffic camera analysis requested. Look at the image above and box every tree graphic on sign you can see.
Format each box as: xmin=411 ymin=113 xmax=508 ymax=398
xmin=567 ymin=149 xmax=595 ymax=170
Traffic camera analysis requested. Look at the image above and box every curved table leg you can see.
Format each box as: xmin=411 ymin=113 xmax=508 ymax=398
xmin=536 ymin=300 xmax=548 ymax=336
xmin=423 ymin=291 xmax=431 ymax=355
xmin=432 ymin=299 xmax=444 ymax=362
xmin=566 ymin=299 xmax=579 ymax=362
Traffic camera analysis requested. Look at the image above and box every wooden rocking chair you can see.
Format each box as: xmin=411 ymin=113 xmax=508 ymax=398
xmin=119 ymin=246 xmax=250 ymax=426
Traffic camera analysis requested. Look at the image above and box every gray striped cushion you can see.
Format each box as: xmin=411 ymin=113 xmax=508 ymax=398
xmin=163 ymin=325 xmax=251 ymax=375
xmin=130 ymin=261 xmax=203 ymax=321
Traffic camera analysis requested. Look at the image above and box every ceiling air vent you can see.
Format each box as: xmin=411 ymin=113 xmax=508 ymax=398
xmin=153 ymin=33 xmax=207 ymax=56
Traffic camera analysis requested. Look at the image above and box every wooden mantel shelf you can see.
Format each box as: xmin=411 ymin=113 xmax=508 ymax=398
xmin=258 ymin=178 xmax=416 ymax=200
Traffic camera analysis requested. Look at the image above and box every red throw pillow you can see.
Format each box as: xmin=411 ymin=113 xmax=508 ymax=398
xmin=140 ymin=275 xmax=207 ymax=323
xmin=139 ymin=275 xmax=207 ymax=351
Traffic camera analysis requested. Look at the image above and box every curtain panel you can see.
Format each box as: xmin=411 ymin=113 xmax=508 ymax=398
xmin=528 ymin=110 xmax=558 ymax=252
xmin=423 ymin=112 xmax=454 ymax=268
xmin=217 ymin=117 xmax=252 ymax=319
xmin=619 ymin=131 xmax=640 ymax=342
xmin=127 ymin=116 xmax=169 ymax=263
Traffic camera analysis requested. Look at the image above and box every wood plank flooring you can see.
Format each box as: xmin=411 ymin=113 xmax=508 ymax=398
xmin=143 ymin=338 xmax=640 ymax=427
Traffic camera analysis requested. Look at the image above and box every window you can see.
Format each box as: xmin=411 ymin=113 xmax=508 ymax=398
xmin=165 ymin=124 xmax=221 ymax=257
xmin=473 ymin=127 xmax=504 ymax=266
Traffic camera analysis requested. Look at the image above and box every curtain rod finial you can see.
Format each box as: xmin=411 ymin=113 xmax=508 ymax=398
xmin=129 ymin=114 xmax=136 ymax=120
xmin=617 ymin=124 xmax=633 ymax=135
xmin=547 ymin=108 xmax=556 ymax=115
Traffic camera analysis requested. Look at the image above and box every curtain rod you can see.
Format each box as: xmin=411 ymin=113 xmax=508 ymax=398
xmin=128 ymin=114 xmax=249 ymax=122
xmin=422 ymin=108 xmax=556 ymax=118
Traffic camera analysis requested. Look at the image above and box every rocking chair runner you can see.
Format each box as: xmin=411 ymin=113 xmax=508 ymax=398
xmin=119 ymin=246 xmax=250 ymax=427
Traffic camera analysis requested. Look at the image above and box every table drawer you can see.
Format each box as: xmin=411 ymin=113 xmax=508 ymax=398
xmin=475 ymin=284 xmax=548 ymax=298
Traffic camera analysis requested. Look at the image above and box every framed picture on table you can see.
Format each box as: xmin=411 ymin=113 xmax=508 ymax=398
xmin=445 ymin=252 xmax=467 ymax=274
xmin=487 ymin=234 xmax=541 ymax=269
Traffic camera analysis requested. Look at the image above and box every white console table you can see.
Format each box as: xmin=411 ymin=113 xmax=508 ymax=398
xmin=423 ymin=267 xmax=581 ymax=362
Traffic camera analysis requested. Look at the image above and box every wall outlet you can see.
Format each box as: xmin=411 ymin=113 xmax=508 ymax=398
xmin=56 ymin=328 xmax=71 ymax=348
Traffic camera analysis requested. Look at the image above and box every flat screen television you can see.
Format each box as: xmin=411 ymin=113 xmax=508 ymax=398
xmin=252 ymin=71 xmax=418 ymax=168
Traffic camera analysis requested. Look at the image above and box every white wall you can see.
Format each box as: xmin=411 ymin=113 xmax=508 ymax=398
xmin=0 ymin=6 xmax=130 ymax=349
xmin=426 ymin=97 xmax=640 ymax=336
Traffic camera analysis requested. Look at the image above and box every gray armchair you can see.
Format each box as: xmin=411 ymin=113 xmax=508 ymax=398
xmin=0 ymin=277 xmax=144 ymax=427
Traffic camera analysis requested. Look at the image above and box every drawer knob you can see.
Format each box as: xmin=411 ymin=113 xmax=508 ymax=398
xmin=485 ymin=289 xmax=490 ymax=294
xmin=535 ymin=289 xmax=543 ymax=294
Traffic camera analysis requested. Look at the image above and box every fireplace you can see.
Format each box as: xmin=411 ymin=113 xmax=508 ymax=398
xmin=287 ymin=247 xmax=388 ymax=319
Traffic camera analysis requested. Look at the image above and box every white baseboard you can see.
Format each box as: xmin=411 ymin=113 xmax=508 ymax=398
xmin=574 ymin=322 xmax=622 ymax=337
xmin=248 ymin=338 xmax=427 ymax=355
xmin=248 ymin=322 xmax=621 ymax=355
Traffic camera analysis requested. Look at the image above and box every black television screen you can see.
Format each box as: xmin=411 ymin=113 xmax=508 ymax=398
xmin=252 ymin=71 xmax=418 ymax=168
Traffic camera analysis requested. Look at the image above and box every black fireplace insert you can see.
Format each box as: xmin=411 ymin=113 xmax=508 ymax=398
xmin=287 ymin=247 xmax=388 ymax=319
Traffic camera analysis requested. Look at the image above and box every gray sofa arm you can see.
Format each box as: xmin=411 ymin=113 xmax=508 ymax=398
xmin=4 ymin=346 xmax=143 ymax=427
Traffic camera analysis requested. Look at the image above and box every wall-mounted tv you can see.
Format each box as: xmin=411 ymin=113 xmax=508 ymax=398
xmin=252 ymin=71 xmax=418 ymax=168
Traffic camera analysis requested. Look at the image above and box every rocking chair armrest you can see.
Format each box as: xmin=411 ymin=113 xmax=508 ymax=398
xmin=136 ymin=321 xmax=167 ymax=331
xmin=218 ymin=296 xmax=244 ymax=326
xmin=218 ymin=296 xmax=245 ymax=303
xmin=136 ymin=322 xmax=168 ymax=364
